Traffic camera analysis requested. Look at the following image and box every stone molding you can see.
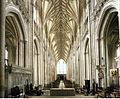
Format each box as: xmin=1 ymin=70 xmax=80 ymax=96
xmin=6 ymin=0 xmax=29 ymax=22
xmin=12 ymin=65 xmax=32 ymax=74
xmin=93 ymin=0 xmax=110 ymax=19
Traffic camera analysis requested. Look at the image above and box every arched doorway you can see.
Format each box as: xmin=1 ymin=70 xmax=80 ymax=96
xmin=99 ymin=10 xmax=119 ymax=87
xmin=5 ymin=14 xmax=26 ymax=96
xmin=106 ymin=13 xmax=119 ymax=87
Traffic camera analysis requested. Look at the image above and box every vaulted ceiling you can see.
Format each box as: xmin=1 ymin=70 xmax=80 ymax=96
xmin=36 ymin=0 xmax=82 ymax=61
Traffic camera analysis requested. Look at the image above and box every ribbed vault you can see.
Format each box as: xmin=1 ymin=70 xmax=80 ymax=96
xmin=37 ymin=0 xmax=81 ymax=61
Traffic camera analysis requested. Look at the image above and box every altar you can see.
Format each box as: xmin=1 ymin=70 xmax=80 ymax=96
xmin=50 ymin=88 xmax=75 ymax=96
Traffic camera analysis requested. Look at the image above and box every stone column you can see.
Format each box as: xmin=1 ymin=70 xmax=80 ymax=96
xmin=0 ymin=0 xmax=5 ymax=97
xmin=118 ymin=1 xmax=120 ymax=87
xmin=42 ymin=46 xmax=44 ymax=85
xmin=40 ymin=42 xmax=43 ymax=85
xmin=73 ymin=54 xmax=75 ymax=81
xmin=37 ymin=53 xmax=40 ymax=86
xmin=47 ymin=55 xmax=51 ymax=84
xmin=78 ymin=54 xmax=80 ymax=84
xmin=24 ymin=40 xmax=27 ymax=68
xmin=46 ymin=49 xmax=48 ymax=85
xmin=38 ymin=52 xmax=41 ymax=85
xmin=44 ymin=47 xmax=46 ymax=86
xmin=19 ymin=40 xmax=23 ymax=67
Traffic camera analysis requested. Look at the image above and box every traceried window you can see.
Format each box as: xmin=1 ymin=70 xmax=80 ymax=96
xmin=57 ymin=59 xmax=67 ymax=74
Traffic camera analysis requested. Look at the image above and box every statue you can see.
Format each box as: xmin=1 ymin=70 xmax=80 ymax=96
xmin=59 ymin=80 xmax=65 ymax=89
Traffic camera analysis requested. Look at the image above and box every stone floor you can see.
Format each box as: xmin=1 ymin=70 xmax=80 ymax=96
xmin=28 ymin=90 xmax=95 ymax=98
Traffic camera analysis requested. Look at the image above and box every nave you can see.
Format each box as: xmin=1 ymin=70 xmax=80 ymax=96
xmin=1 ymin=0 xmax=120 ymax=98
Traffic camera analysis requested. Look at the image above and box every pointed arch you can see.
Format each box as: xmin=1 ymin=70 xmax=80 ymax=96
xmin=97 ymin=3 xmax=119 ymax=87
xmin=5 ymin=14 xmax=26 ymax=66
xmin=5 ymin=5 xmax=28 ymax=41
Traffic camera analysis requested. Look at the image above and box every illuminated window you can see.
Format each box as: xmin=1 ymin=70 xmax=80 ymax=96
xmin=57 ymin=59 xmax=67 ymax=74
xmin=5 ymin=46 xmax=8 ymax=65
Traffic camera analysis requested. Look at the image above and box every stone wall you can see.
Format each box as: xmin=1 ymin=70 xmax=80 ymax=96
xmin=67 ymin=0 xmax=120 ymax=88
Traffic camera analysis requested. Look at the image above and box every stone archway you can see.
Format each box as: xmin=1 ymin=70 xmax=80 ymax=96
xmin=106 ymin=13 xmax=119 ymax=87
xmin=98 ymin=9 xmax=119 ymax=87
xmin=5 ymin=13 xmax=26 ymax=96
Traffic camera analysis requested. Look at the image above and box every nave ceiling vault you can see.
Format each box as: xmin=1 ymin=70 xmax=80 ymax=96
xmin=36 ymin=0 xmax=80 ymax=61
